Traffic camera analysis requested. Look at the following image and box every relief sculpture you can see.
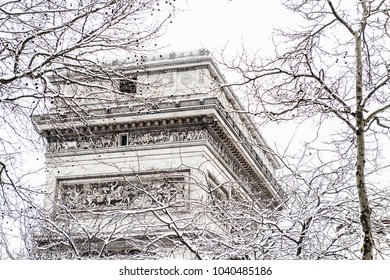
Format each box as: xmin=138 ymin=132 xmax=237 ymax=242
xmin=128 ymin=127 xmax=209 ymax=145
xmin=61 ymin=179 xmax=185 ymax=210
xmin=48 ymin=127 xmax=247 ymax=183
xmin=48 ymin=128 xmax=210 ymax=153
xmin=48 ymin=134 xmax=118 ymax=153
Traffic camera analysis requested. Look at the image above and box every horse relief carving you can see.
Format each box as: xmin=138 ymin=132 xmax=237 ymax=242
xmin=61 ymin=180 xmax=185 ymax=210
xmin=49 ymin=127 xmax=247 ymax=186
xmin=48 ymin=134 xmax=118 ymax=153
xmin=48 ymin=128 xmax=211 ymax=153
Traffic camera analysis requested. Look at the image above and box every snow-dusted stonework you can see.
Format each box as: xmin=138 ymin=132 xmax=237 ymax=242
xmin=61 ymin=178 xmax=186 ymax=210
xmin=35 ymin=50 xmax=282 ymax=259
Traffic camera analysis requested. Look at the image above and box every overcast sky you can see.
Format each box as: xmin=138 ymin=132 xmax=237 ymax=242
xmin=160 ymin=0 xmax=290 ymax=56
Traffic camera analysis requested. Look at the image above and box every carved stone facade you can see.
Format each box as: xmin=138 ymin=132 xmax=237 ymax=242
xmin=61 ymin=178 xmax=186 ymax=210
xmin=47 ymin=127 xmax=210 ymax=153
xmin=35 ymin=50 xmax=282 ymax=259
xmin=47 ymin=126 xmax=251 ymax=183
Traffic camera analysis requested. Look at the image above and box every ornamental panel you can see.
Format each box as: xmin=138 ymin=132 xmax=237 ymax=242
xmin=61 ymin=178 xmax=186 ymax=210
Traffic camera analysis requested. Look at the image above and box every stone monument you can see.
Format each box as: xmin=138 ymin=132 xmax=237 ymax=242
xmin=34 ymin=49 xmax=282 ymax=259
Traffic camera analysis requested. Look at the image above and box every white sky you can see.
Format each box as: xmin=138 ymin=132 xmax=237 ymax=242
xmin=160 ymin=0 xmax=290 ymax=55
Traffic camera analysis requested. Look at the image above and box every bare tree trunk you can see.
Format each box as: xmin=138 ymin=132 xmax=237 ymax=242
xmin=355 ymin=31 xmax=373 ymax=260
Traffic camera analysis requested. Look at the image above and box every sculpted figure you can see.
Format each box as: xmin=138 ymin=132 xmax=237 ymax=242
xmin=198 ymin=128 xmax=208 ymax=140
xmin=53 ymin=141 xmax=65 ymax=152
xmin=140 ymin=133 xmax=150 ymax=144
xmin=186 ymin=130 xmax=195 ymax=141
xmin=66 ymin=141 xmax=77 ymax=151
xmin=170 ymin=131 xmax=178 ymax=141
xmin=78 ymin=138 xmax=89 ymax=149
xmin=48 ymin=142 xmax=57 ymax=153
xmin=178 ymin=131 xmax=186 ymax=141
xmin=133 ymin=133 xmax=141 ymax=144
xmin=62 ymin=184 xmax=84 ymax=208
xmin=121 ymin=188 xmax=137 ymax=206
xmin=93 ymin=185 xmax=106 ymax=206
xmin=106 ymin=181 xmax=125 ymax=205
xmin=128 ymin=134 xmax=135 ymax=145
xmin=62 ymin=186 xmax=76 ymax=207
xmin=83 ymin=184 xmax=96 ymax=206
xmin=159 ymin=131 xmax=168 ymax=142
xmin=95 ymin=137 xmax=104 ymax=148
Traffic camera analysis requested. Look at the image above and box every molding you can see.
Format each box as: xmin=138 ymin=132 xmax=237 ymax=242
xmin=35 ymin=97 xmax=221 ymax=127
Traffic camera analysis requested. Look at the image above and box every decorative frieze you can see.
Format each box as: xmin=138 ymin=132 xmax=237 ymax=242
xmin=48 ymin=127 xmax=209 ymax=152
xmin=61 ymin=179 xmax=185 ymax=210
xmin=48 ymin=134 xmax=117 ymax=152
xmin=48 ymin=126 xmax=250 ymax=183
xmin=128 ymin=127 xmax=209 ymax=145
